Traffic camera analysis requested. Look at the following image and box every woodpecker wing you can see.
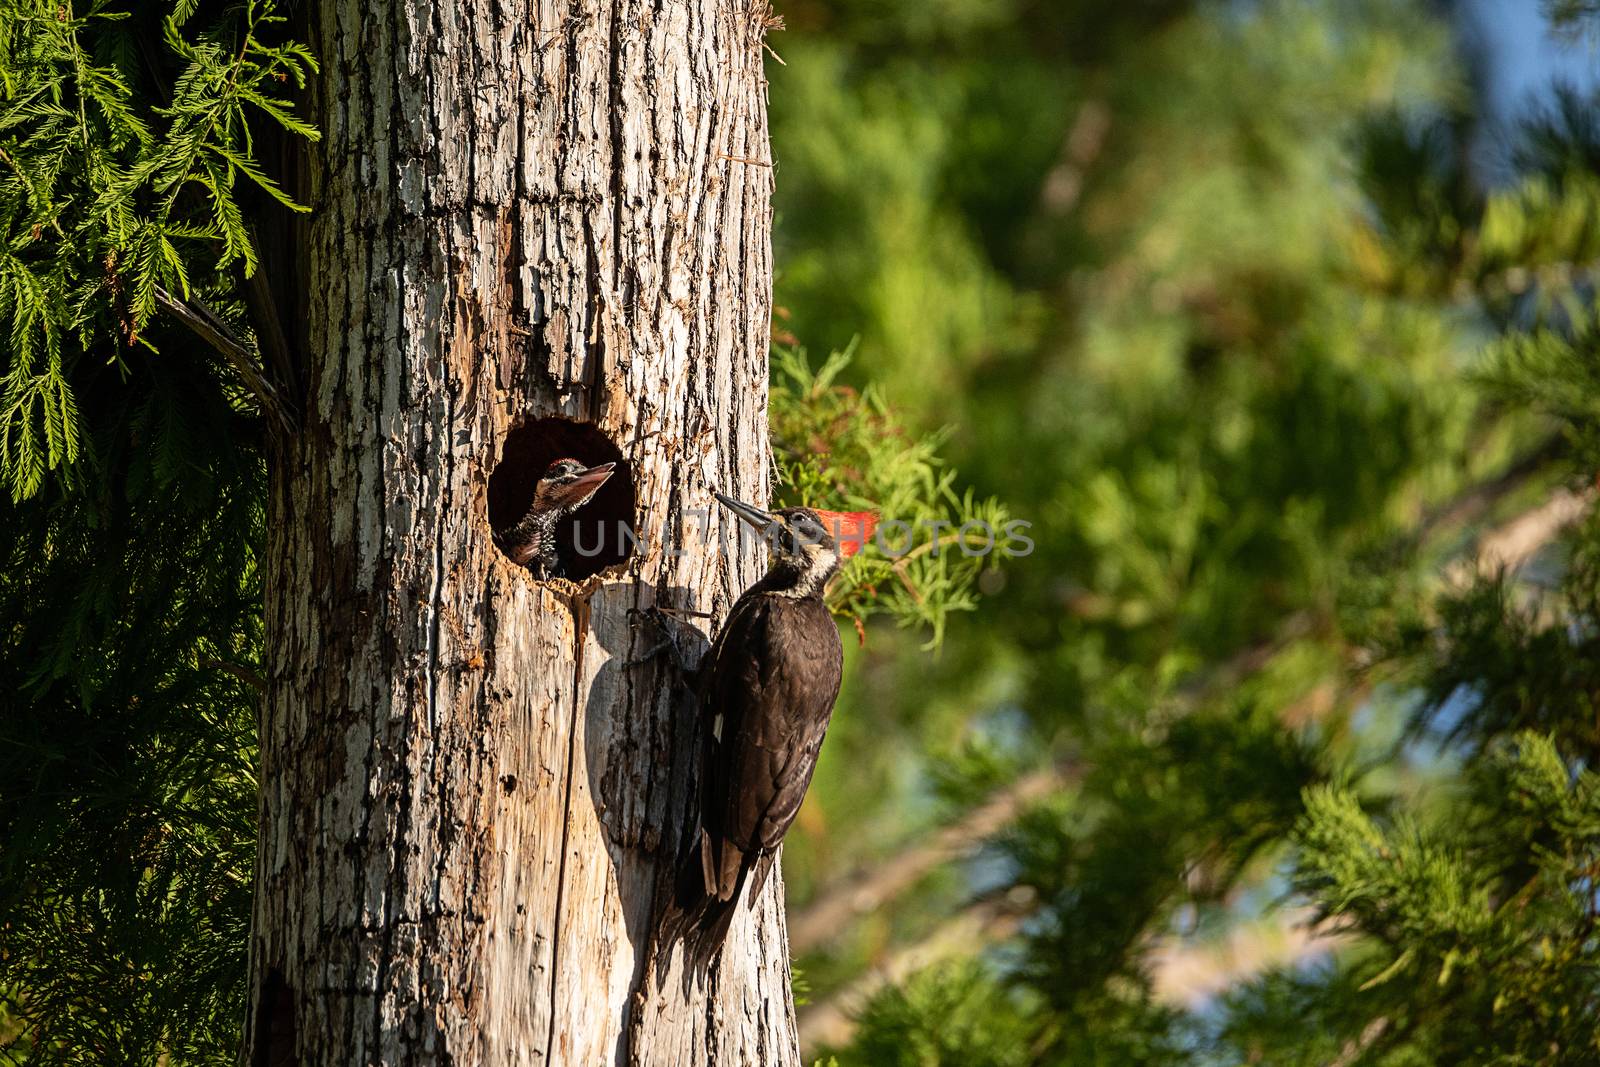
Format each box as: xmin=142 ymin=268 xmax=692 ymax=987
xmin=699 ymin=591 xmax=844 ymax=900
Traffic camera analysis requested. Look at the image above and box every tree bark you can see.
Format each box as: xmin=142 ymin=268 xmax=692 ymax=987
xmin=246 ymin=1 xmax=793 ymax=1063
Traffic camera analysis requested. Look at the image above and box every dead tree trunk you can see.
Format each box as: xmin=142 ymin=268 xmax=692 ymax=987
xmin=246 ymin=1 xmax=794 ymax=1063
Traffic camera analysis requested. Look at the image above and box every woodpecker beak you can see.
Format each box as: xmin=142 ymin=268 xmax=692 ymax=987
xmin=552 ymin=461 xmax=616 ymax=506
xmin=713 ymin=492 xmax=778 ymax=534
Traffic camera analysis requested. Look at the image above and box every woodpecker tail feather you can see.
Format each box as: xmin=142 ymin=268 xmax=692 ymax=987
xmin=706 ymin=830 xmax=746 ymax=901
xmin=663 ymin=833 xmax=773 ymax=960
xmin=690 ymin=849 xmax=776 ymax=950
xmin=693 ymin=866 xmax=746 ymax=950
xmin=663 ymin=851 xmax=744 ymax=961
xmin=746 ymin=848 xmax=775 ymax=901
xmin=689 ymin=830 xmax=750 ymax=946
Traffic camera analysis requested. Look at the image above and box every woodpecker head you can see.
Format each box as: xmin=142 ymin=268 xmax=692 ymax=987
xmin=533 ymin=458 xmax=616 ymax=517
xmin=714 ymin=492 xmax=877 ymax=597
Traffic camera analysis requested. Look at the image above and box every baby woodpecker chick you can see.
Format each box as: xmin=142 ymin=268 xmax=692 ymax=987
xmin=494 ymin=457 xmax=616 ymax=580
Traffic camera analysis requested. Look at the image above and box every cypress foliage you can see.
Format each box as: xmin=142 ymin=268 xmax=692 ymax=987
xmin=770 ymin=344 xmax=1019 ymax=646
xmin=773 ymin=1 xmax=1600 ymax=1065
xmin=0 ymin=0 xmax=315 ymax=501
xmin=0 ymin=3 xmax=310 ymax=1059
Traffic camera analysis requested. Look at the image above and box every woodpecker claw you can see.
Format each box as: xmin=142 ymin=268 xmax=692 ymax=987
xmin=625 ymin=606 xmax=704 ymax=674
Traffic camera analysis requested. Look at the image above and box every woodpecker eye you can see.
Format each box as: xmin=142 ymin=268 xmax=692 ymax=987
xmin=789 ymin=513 xmax=828 ymax=547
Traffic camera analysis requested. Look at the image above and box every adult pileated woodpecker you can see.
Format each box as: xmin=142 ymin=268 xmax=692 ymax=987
xmin=675 ymin=492 xmax=876 ymax=948
xmin=493 ymin=457 xmax=615 ymax=579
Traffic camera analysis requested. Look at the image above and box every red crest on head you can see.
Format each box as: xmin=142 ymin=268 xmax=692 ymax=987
xmin=814 ymin=509 xmax=878 ymax=558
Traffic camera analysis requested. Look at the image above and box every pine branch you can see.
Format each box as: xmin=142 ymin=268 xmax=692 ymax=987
xmin=1038 ymin=97 xmax=1112 ymax=215
xmin=1146 ymin=905 xmax=1348 ymax=1007
xmin=1326 ymin=1019 xmax=1390 ymax=1067
xmin=801 ymin=899 xmax=1349 ymax=1049
xmin=1411 ymin=434 xmax=1566 ymax=543
xmin=155 ymin=285 xmax=296 ymax=435
xmin=796 ymin=887 xmax=1036 ymax=1052
xmin=1442 ymin=485 xmax=1592 ymax=588
xmin=198 ymin=656 xmax=266 ymax=691
xmin=789 ymin=767 xmax=1068 ymax=954
xmin=243 ymin=229 xmax=298 ymax=396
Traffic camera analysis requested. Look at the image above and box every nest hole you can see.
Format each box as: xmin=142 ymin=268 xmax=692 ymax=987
xmin=487 ymin=418 xmax=637 ymax=581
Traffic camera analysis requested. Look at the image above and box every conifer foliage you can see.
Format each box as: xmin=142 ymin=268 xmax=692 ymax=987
xmin=768 ymin=1 xmax=1600 ymax=1065
xmin=0 ymin=0 xmax=316 ymax=501
xmin=1243 ymin=292 xmax=1600 ymax=1066
xmin=0 ymin=2 xmax=310 ymax=1060
xmin=770 ymin=345 xmax=1019 ymax=646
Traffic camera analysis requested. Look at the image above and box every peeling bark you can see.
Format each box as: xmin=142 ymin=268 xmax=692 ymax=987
xmin=245 ymin=1 xmax=794 ymax=1062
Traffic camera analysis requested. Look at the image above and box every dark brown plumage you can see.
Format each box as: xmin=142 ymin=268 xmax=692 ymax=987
xmin=676 ymin=493 xmax=876 ymax=949
xmin=699 ymin=586 xmax=842 ymax=899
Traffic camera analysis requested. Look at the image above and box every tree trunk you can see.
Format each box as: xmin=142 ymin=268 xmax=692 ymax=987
xmin=246 ymin=1 xmax=794 ymax=1063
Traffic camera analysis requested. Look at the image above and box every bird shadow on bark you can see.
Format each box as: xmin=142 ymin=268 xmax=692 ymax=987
xmin=580 ymin=582 xmax=713 ymax=1057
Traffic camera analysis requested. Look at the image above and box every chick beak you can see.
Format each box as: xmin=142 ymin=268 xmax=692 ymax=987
xmin=555 ymin=461 xmax=616 ymax=507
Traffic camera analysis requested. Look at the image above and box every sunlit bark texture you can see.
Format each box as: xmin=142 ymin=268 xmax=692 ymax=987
xmin=246 ymin=1 xmax=792 ymax=1062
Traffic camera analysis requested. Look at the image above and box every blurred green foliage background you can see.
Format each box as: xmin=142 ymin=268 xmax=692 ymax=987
xmin=5 ymin=0 xmax=1600 ymax=1063
xmin=769 ymin=0 xmax=1600 ymax=1062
